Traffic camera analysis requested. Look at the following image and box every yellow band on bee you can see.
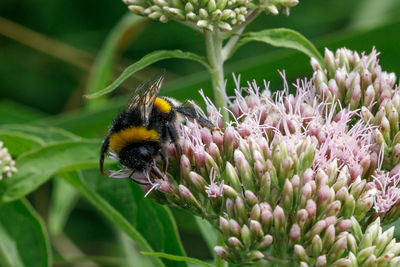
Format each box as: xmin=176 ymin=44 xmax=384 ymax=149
xmin=109 ymin=126 xmax=159 ymax=153
xmin=154 ymin=97 xmax=172 ymax=113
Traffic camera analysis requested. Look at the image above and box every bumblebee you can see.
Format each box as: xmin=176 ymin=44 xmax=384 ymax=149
xmin=100 ymin=71 xmax=214 ymax=184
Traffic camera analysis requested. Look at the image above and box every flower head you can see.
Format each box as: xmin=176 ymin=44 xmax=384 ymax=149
xmin=123 ymin=0 xmax=299 ymax=31
xmin=105 ymin=48 xmax=400 ymax=265
xmin=0 ymin=141 xmax=17 ymax=180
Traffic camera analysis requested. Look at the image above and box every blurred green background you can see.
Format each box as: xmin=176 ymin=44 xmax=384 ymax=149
xmin=1 ymin=0 xmax=400 ymax=265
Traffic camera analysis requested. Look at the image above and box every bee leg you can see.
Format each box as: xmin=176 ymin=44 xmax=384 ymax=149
xmin=150 ymin=166 xmax=165 ymax=180
xmin=100 ymin=135 xmax=110 ymax=175
xmin=175 ymin=106 xmax=215 ymax=129
xmin=167 ymin=123 xmax=182 ymax=156
xmin=129 ymin=171 xmax=151 ymax=185
xmin=159 ymin=149 xmax=168 ymax=173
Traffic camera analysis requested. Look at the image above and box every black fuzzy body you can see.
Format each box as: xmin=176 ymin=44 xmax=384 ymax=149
xmin=105 ymin=97 xmax=176 ymax=173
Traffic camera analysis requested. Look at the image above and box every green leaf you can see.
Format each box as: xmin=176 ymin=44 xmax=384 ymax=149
xmin=0 ymin=124 xmax=80 ymax=144
xmin=0 ymin=100 xmax=45 ymax=124
xmin=0 ymin=199 xmax=51 ymax=267
xmin=119 ymin=230 xmax=155 ymax=267
xmin=194 ymin=216 xmax=217 ymax=253
xmin=230 ymin=28 xmax=324 ymax=66
xmin=64 ymin=169 xmax=187 ymax=267
xmin=0 ymin=140 xmax=100 ymax=204
xmin=85 ymin=50 xmax=210 ymax=99
xmin=141 ymin=252 xmax=213 ymax=267
xmin=0 ymin=131 xmax=44 ymax=157
xmin=86 ymin=13 xmax=146 ymax=94
xmin=48 ymin=177 xmax=79 ymax=236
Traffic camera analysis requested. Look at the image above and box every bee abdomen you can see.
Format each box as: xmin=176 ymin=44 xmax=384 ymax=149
xmin=109 ymin=126 xmax=159 ymax=153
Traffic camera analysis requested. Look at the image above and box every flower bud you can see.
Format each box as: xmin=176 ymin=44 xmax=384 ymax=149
xmin=290 ymin=223 xmax=301 ymax=243
xmin=297 ymin=209 xmax=308 ymax=228
xmin=228 ymin=237 xmax=243 ymax=250
xmin=229 ymin=219 xmax=241 ymax=237
xmin=259 ymin=172 xmax=271 ymax=201
xmin=225 ymin=162 xmax=241 ymax=192
xmin=241 ymin=224 xmax=251 ymax=248
xmin=189 ymin=171 xmax=207 ymax=192
xmin=257 ymin=234 xmax=273 ymax=251
xmin=208 ymin=142 xmax=222 ymax=166
xmin=273 ymin=205 xmax=285 ymax=234
xmin=325 ymin=48 xmax=336 ymax=78
xmin=246 ymin=250 xmax=264 ymax=261
xmin=357 ymin=246 xmax=376 ymax=264
xmin=204 ymin=152 xmax=219 ymax=176
xmin=306 ymin=199 xmax=317 ymax=218
xmin=294 ymin=245 xmax=309 ymax=263
xmin=312 ymin=235 xmax=323 ymax=257
xmin=244 ymin=190 xmax=258 ymax=206
xmin=322 ymin=200 xmax=341 ymax=217
xmin=219 ymin=216 xmax=230 ymax=239
xmin=250 ymin=204 xmax=260 ymax=221
xmin=315 ymin=255 xmax=327 ymax=267
xmin=323 ymin=224 xmax=336 ymax=250
xmin=260 ymin=204 xmax=273 ymax=233
xmin=250 ymin=220 xmax=264 ymax=239
xmin=178 ymin=185 xmax=202 ymax=212
xmin=306 ymin=220 xmax=326 ymax=241
xmin=359 ymin=218 xmax=380 ymax=250
xmin=328 ymin=236 xmax=347 ymax=262
xmin=342 ymin=194 xmax=355 ymax=218
xmin=214 ymin=246 xmax=230 ymax=259
xmin=375 ymin=227 xmax=394 ymax=256
xmin=283 ymin=179 xmax=294 ymax=211
xmin=234 ymin=150 xmax=255 ymax=191
xmin=226 ymin=199 xmax=235 ymax=218
xmin=336 ymin=219 xmax=352 ymax=232
xmin=234 ymin=197 xmax=247 ymax=224
xmin=389 ymin=256 xmax=400 ymax=266
xmin=363 ymin=255 xmax=377 ymax=267
xmin=180 ymin=155 xmax=192 ymax=182
xmin=223 ymin=185 xmax=238 ymax=199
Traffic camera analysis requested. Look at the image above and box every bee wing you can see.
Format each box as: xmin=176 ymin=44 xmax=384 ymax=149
xmin=126 ymin=71 xmax=165 ymax=126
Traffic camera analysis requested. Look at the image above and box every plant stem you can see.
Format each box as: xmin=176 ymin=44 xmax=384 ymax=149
xmin=204 ymin=29 xmax=229 ymax=122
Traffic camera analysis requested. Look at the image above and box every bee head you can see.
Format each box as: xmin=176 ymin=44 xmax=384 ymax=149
xmin=119 ymin=145 xmax=154 ymax=172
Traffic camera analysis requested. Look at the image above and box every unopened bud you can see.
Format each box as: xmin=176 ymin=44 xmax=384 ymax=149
xmin=235 ymin=197 xmax=247 ymax=224
xmin=234 ymin=150 xmax=254 ymax=191
xmin=250 ymin=220 xmax=264 ymax=239
xmin=294 ymin=245 xmax=309 ymax=263
xmin=328 ymin=236 xmax=347 ymax=262
xmin=228 ymin=237 xmax=243 ymax=250
xmin=290 ymin=224 xmax=301 ymax=242
xmin=257 ymin=234 xmax=273 ymax=250
xmin=312 ymin=235 xmax=323 ymax=257
xmin=315 ymin=255 xmax=327 ymax=267
xmin=214 ymin=246 xmax=230 ymax=259
xmin=244 ymin=190 xmax=258 ymax=206
xmin=219 ymin=217 xmax=230 ymax=239
xmin=323 ymin=225 xmax=336 ymax=250
xmin=246 ymin=250 xmax=264 ymax=261
xmin=229 ymin=219 xmax=241 ymax=237
xmin=273 ymin=205 xmax=285 ymax=234
xmin=241 ymin=225 xmax=251 ymax=248
xmin=178 ymin=185 xmax=202 ymax=212
xmin=189 ymin=171 xmax=207 ymax=192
